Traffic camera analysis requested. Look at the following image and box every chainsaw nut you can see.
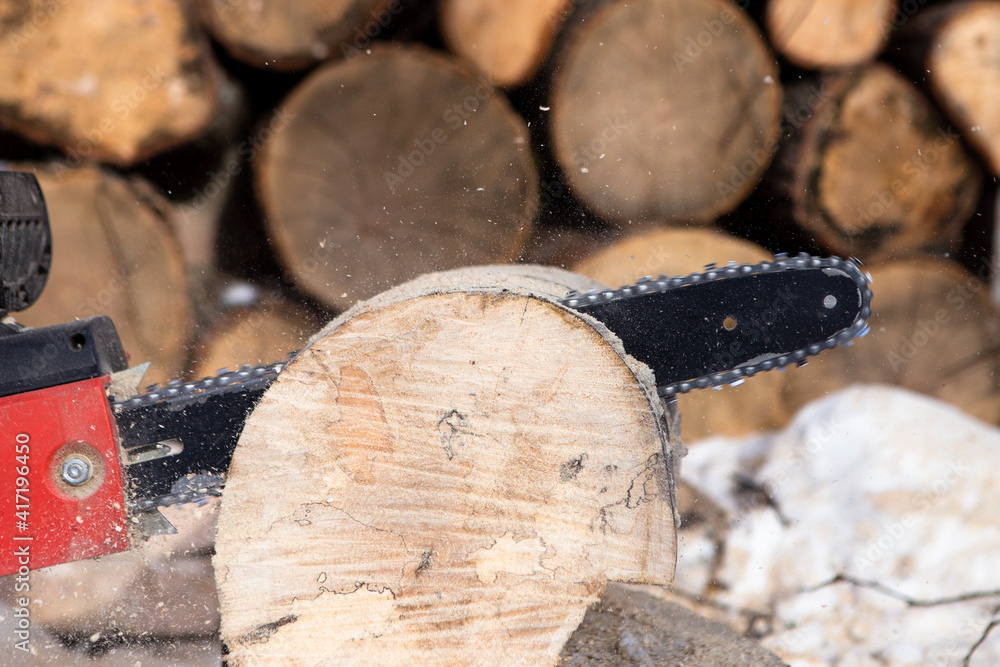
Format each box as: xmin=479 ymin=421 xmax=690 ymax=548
xmin=61 ymin=457 xmax=92 ymax=486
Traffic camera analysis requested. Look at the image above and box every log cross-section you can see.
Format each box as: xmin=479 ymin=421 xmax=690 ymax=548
xmin=257 ymin=46 xmax=537 ymax=312
xmin=215 ymin=266 xmax=679 ymax=666
xmin=550 ymin=0 xmax=782 ymax=224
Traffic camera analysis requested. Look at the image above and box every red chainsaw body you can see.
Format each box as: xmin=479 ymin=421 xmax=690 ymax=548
xmin=0 ymin=377 xmax=128 ymax=576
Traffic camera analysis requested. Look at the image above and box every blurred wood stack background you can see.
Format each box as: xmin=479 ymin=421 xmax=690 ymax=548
xmin=1 ymin=0 xmax=999 ymax=663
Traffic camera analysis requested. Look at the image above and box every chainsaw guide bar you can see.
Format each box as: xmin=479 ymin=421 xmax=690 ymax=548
xmin=117 ymin=254 xmax=872 ymax=518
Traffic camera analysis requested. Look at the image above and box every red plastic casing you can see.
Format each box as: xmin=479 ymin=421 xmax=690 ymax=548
xmin=0 ymin=377 xmax=128 ymax=575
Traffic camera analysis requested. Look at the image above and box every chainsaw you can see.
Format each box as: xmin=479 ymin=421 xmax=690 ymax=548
xmin=0 ymin=171 xmax=872 ymax=576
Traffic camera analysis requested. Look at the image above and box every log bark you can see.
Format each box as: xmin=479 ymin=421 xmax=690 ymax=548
xmin=257 ymin=46 xmax=537 ymax=311
xmin=0 ymin=0 xmax=218 ymax=166
xmin=573 ymin=227 xmax=786 ymax=443
xmin=893 ymin=1 xmax=1000 ymax=175
xmin=189 ymin=295 xmax=320 ymax=379
xmin=15 ymin=164 xmax=192 ymax=387
xmin=781 ymin=257 xmax=1000 ymax=425
xmin=765 ymin=0 xmax=898 ymax=69
xmin=215 ymin=265 xmax=680 ymax=666
xmin=440 ymin=0 xmax=574 ymax=88
xmin=769 ymin=64 xmax=981 ymax=262
xmin=197 ymin=0 xmax=400 ymax=70
xmin=549 ymin=0 xmax=781 ymax=225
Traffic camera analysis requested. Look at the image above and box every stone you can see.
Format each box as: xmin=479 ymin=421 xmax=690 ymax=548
xmin=559 ymin=583 xmax=787 ymax=666
xmin=674 ymin=384 xmax=1000 ymax=665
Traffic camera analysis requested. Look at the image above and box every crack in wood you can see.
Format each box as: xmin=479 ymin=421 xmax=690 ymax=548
xmin=597 ymin=455 xmax=664 ymax=534
xmin=238 ymin=614 xmax=299 ymax=646
xmin=438 ymin=409 xmax=472 ymax=460
xmin=560 ymin=454 xmax=587 ymax=482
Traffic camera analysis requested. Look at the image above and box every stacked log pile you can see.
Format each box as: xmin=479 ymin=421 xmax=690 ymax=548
xmin=0 ymin=0 xmax=997 ymax=664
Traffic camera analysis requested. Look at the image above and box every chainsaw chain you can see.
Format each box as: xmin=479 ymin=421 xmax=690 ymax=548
xmin=113 ymin=358 xmax=291 ymax=513
xmin=113 ymin=358 xmax=290 ymax=411
xmin=129 ymin=474 xmax=224 ymax=513
xmin=562 ymin=253 xmax=873 ymax=396
xmin=124 ymin=253 xmax=872 ymax=511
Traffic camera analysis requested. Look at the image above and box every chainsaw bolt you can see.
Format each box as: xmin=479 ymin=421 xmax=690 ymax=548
xmin=62 ymin=457 xmax=92 ymax=486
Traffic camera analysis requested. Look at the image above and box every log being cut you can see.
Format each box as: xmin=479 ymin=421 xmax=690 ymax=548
xmin=213 ymin=266 xmax=681 ymax=665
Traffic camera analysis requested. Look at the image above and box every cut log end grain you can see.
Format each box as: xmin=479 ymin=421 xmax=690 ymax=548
xmin=440 ymin=0 xmax=574 ymax=88
xmin=215 ymin=265 xmax=679 ymax=666
xmin=15 ymin=165 xmax=191 ymax=387
xmin=765 ymin=0 xmax=898 ymax=69
xmin=198 ymin=0 xmax=400 ymax=69
xmin=921 ymin=2 xmax=1000 ymax=175
xmin=777 ymin=64 xmax=981 ymax=261
xmin=782 ymin=257 xmax=1000 ymax=425
xmin=550 ymin=0 xmax=781 ymax=225
xmin=573 ymin=227 xmax=786 ymax=443
xmin=258 ymin=46 xmax=537 ymax=312
xmin=0 ymin=0 xmax=217 ymax=166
